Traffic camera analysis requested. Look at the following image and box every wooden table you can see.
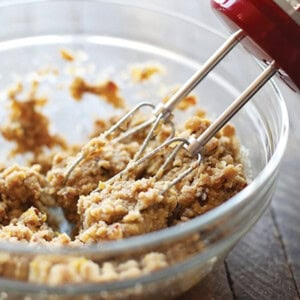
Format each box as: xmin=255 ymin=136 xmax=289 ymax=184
xmin=179 ymin=130 xmax=300 ymax=299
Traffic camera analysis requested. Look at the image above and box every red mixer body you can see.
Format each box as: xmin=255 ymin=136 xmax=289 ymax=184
xmin=211 ymin=0 xmax=300 ymax=91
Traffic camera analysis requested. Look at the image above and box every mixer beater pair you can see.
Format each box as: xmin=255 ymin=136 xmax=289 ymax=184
xmin=65 ymin=0 xmax=300 ymax=194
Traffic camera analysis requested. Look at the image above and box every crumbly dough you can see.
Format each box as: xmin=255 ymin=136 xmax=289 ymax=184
xmin=0 ymin=112 xmax=246 ymax=284
xmin=0 ymin=62 xmax=247 ymax=285
xmin=77 ymin=178 xmax=178 ymax=243
xmin=131 ymin=63 xmax=163 ymax=82
xmin=60 ymin=48 xmax=75 ymax=62
xmin=70 ymin=77 xmax=125 ymax=108
xmin=0 ymin=165 xmax=54 ymax=225
xmin=0 ymin=82 xmax=66 ymax=156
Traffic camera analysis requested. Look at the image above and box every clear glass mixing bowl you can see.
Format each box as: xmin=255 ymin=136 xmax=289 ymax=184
xmin=0 ymin=0 xmax=289 ymax=299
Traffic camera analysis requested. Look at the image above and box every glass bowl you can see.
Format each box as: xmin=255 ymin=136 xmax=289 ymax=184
xmin=0 ymin=0 xmax=289 ymax=299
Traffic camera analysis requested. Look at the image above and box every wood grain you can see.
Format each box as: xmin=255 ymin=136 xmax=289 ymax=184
xmin=225 ymin=210 xmax=298 ymax=300
xmin=271 ymin=137 xmax=300 ymax=295
xmin=179 ymin=263 xmax=233 ymax=300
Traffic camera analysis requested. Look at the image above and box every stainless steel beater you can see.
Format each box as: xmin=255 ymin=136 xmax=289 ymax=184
xmin=65 ymin=0 xmax=300 ymax=193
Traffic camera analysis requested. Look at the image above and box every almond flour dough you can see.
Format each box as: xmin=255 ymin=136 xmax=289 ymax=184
xmin=0 ymin=60 xmax=247 ymax=285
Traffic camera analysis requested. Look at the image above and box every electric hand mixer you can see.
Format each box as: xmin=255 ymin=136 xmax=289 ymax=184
xmin=65 ymin=0 xmax=300 ymax=194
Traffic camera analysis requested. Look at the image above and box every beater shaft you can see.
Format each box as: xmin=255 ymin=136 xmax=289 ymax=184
xmin=187 ymin=61 xmax=277 ymax=157
xmin=153 ymin=29 xmax=245 ymax=118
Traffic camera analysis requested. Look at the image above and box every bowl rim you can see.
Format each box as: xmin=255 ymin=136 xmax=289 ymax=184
xmin=0 ymin=0 xmax=289 ymax=258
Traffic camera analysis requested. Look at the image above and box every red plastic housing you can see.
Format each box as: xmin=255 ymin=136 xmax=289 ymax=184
xmin=211 ymin=0 xmax=300 ymax=91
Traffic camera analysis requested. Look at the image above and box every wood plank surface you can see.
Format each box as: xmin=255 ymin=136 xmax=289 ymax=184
xmin=178 ymin=209 xmax=299 ymax=299
xmin=225 ymin=209 xmax=298 ymax=300
xmin=271 ymin=137 xmax=300 ymax=295
xmin=180 ymin=263 xmax=233 ymax=300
